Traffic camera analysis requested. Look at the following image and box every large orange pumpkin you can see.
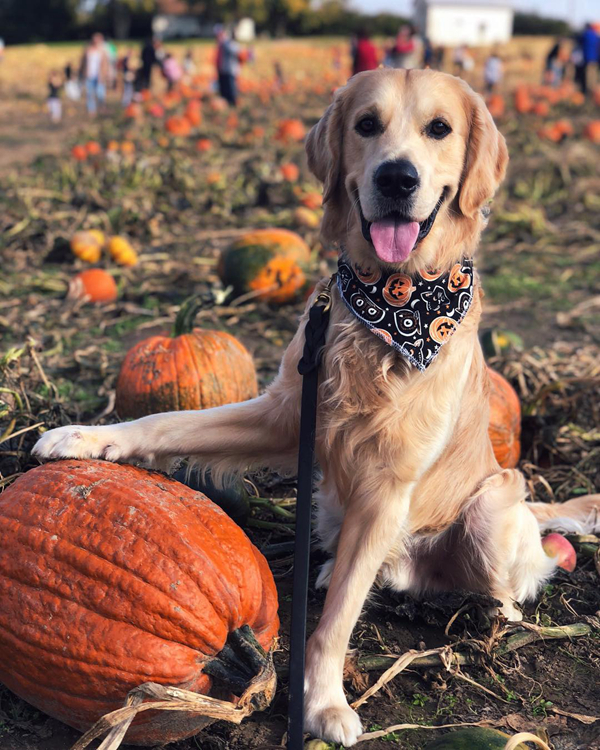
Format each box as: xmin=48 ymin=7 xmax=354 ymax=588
xmin=487 ymin=367 xmax=521 ymax=469
xmin=0 ymin=460 xmax=278 ymax=745
xmin=218 ymin=228 xmax=311 ymax=304
xmin=115 ymin=297 xmax=258 ymax=419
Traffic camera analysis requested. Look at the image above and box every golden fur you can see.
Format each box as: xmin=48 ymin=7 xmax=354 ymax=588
xmin=33 ymin=69 xmax=599 ymax=746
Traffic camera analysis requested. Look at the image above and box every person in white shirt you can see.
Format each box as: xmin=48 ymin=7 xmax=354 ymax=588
xmin=80 ymin=33 xmax=109 ymax=116
xmin=484 ymin=51 xmax=503 ymax=93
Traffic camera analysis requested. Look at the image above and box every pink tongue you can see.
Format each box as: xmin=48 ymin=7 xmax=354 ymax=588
xmin=369 ymin=219 xmax=420 ymax=263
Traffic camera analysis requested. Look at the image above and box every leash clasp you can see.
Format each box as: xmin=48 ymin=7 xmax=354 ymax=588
xmin=312 ymin=274 xmax=335 ymax=313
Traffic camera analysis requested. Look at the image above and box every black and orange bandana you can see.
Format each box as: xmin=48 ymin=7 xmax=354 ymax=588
xmin=336 ymin=254 xmax=474 ymax=372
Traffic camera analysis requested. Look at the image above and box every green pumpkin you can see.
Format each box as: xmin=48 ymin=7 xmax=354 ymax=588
xmin=218 ymin=228 xmax=311 ymax=304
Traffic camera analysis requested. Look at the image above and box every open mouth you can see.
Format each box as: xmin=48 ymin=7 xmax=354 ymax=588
xmin=359 ymin=191 xmax=446 ymax=264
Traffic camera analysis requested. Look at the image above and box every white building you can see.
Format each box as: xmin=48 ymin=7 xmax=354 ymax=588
xmin=152 ymin=0 xmax=255 ymax=40
xmin=414 ymin=0 xmax=514 ymax=47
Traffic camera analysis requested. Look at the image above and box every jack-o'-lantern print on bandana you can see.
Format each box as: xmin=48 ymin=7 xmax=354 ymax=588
xmin=337 ymin=254 xmax=474 ymax=371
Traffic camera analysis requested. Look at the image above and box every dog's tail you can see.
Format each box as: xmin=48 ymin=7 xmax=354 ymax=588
xmin=528 ymin=495 xmax=600 ymax=534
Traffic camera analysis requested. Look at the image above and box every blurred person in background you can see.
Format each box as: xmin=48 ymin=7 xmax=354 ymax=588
xmin=571 ymin=38 xmax=586 ymax=93
xmin=80 ymin=33 xmax=109 ymax=117
xmin=351 ymin=28 xmax=379 ymax=75
xmin=423 ymin=35 xmax=434 ymax=68
xmin=163 ymin=53 xmax=183 ymax=91
xmin=140 ymin=38 xmax=157 ymax=91
xmin=385 ymin=25 xmax=415 ymax=68
xmin=47 ymin=70 xmax=63 ymax=124
xmin=581 ymin=22 xmax=599 ymax=94
xmin=484 ymin=49 xmax=503 ymax=93
xmin=216 ymin=28 xmax=243 ymax=106
xmin=452 ymin=44 xmax=474 ymax=80
xmin=105 ymin=38 xmax=118 ymax=90
xmin=119 ymin=47 xmax=136 ymax=106
xmin=544 ymin=38 xmax=568 ymax=86
xmin=183 ymin=49 xmax=196 ymax=78
xmin=64 ymin=60 xmax=81 ymax=101
xmin=332 ymin=46 xmax=343 ymax=71
xmin=274 ymin=61 xmax=285 ymax=90
xmin=407 ymin=25 xmax=423 ymax=68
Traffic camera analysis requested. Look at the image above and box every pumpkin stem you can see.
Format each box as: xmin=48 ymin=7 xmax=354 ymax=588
xmin=173 ymin=294 xmax=211 ymax=337
xmin=203 ymin=625 xmax=269 ymax=696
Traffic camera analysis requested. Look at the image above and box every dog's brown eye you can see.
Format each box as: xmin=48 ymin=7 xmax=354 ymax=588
xmin=427 ymin=119 xmax=452 ymax=139
xmin=356 ymin=117 xmax=378 ymax=137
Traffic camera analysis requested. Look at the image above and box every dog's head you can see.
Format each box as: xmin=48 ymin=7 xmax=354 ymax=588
xmin=306 ymin=68 xmax=508 ymax=272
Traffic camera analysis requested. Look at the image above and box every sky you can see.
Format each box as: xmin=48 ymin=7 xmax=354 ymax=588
xmin=353 ymin=0 xmax=597 ymax=28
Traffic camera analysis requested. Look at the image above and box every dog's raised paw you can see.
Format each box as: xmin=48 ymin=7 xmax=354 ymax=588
xmin=32 ymin=425 xmax=127 ymax=462
xmin=304 ymin=703 xmax=363 ymax=747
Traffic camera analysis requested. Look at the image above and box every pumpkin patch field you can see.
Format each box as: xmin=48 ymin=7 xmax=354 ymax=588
xmin=1 ymin=38 xmax=600 ymax=750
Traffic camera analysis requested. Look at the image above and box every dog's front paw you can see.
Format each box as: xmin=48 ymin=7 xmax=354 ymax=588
xmin=33 ymin=425 xmax=131 ymax=462
xmin=304 ymin=702 xmax=363 ymax=747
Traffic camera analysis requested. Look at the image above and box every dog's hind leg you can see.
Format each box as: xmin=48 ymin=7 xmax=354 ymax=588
xmin=474 ymin=470 xmax=556 ymax=621
xmin=304 ymin=474 xmax=413 ymax=746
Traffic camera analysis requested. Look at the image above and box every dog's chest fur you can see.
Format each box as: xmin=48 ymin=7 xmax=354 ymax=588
xmin=315 ymin=285 xmax=492 ymax=530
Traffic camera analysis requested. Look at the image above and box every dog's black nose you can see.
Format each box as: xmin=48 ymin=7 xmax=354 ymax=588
xmin=374 ymin=160 xmax=420 ymax=199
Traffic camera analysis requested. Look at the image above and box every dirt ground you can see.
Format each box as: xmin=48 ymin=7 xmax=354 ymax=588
xmin=1 ymin=37 xmax=599 ymax=750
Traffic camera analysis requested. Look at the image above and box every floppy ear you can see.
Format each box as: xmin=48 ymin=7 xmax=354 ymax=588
xmin=458 ymin=91 xmax=508 ymax=219
xmin=305 ymin=87 xmax=346 ymax=205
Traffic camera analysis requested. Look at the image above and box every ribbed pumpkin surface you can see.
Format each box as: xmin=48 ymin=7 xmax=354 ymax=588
xmin=218 ymin=228 xmax=311 ymax=303
xmin=0 ymin=460 xmax=278 ymax=745
xmin=487 ymin=367 xmax=522 ymax=469
xmin=115 ymin=328 xmax=258 ymax=419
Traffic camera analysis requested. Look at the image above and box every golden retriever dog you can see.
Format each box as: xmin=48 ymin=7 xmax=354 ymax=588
xmin=34 ymin=69 xmax=599 ymax=746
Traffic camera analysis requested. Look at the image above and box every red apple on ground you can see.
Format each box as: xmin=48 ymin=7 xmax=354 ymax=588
xmin=542 ymin=533 xmax=577 ymax=572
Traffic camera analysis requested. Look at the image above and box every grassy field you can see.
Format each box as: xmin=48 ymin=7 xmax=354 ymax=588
xmin=1 ymin=36 xmax=599 ymax=750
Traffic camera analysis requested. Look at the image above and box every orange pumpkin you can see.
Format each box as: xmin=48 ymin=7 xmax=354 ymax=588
xmin=68 ymin=269 xmax=117 ymax=304
xmin=583 ymin=121 xmax=600 ymax=144
xmin=299 ymin=191 xmax=323 ymax=210
xmin=115 ymin=297 xmax=258 ymax=419
xmin=532 ymin=101 xmax=549 ymax=117
xmin=71 ymin=144 xmax=87 ymax=161
xmin=554 ymin=119 xmax=573 ymax=138
xmin=166 ymin=115 xmax=192 ymax=137
xmin=108 ymin=235 xmax=138 ymax=266
xmin=218 ymin=229 xmax=311 ymax=304
xmin=293 ymin=206 xmax=320 ymax=228
xmin=85 ymin=141 xmax=102 ymax=156
xmin=70 ymin=230 xmax=105 ymax=263
xmin=275 ymin=118 xmax=306 ymax=144
xmin=0 ymin=460 xmax=278 ymax=745
xmin=120 ymin=140 xmax=136 ymax=155
xmin=487 ymin=367 xmax=521 ymax=469
xmin=280 ymin=162 xmax=299 ymax=182
xmin=486 ymin=94 xmax=505 ymax=119
xmin=514 ymin=85 xmax=532 ymax=114
xmin=124 ymin=102 xmax=143 ymax=119
xmin=148 ymin=102 xmax=165 ymax=118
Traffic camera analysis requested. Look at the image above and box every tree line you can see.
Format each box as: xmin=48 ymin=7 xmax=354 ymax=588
xmin=0 ymin=0 xmax=571 ymax=45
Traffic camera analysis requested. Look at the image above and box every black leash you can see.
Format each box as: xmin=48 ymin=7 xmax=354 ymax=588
xmin=287 ymin=277 xmax=334 ymax=750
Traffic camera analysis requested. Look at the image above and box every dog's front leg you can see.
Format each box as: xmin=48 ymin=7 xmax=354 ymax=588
xmin=304 ymin=477 xmax=413 ymax=746
xmin=32 ymin=391 xmax=298 ymax=470
xmin=33 ymin=308 xmax=310 ymax=469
